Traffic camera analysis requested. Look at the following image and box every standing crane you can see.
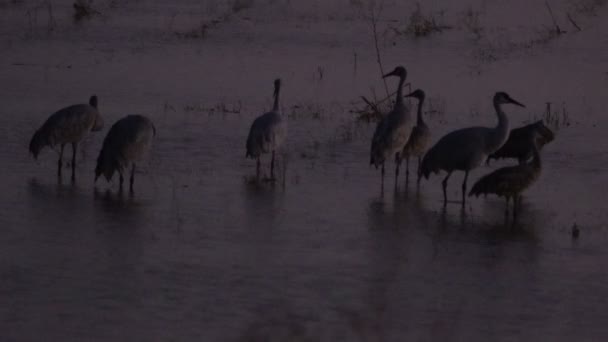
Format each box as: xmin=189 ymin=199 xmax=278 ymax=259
xmin=469 ymin=132 xmax=543 ymax=219
xmin=29 ymin=95 xmax=104 ymax=180
xmin=94 ymin=115 xmax=156 ymax=193
xmin=400 ymin=89 xmax=430 ymax=186
xmin=369 ymin=66 xmax=413 ymax=185
xmin=246 ymin=78 xmax=287 ymax=180
xmin=419 ymin=92 xmax=525 ymax=207
xmin=486 ymin=120 xmax=554 ymax=165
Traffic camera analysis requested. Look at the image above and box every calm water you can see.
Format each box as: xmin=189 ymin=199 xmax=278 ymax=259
xmin=1 ymin=1 xmax=608 ymax=341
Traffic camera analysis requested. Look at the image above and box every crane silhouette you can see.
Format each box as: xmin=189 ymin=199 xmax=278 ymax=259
xmin=95 ymin=115 xmax=155 ymax=193
xmin=369 ymin=66 xmax=413 ymax=186
xmin=400 ymin=89 xmax=430 ymax=186
xmin=486 ymin=120 xmax=554 ymax=165
xmin=419 ymin=92 xmax=525 ymax=207
xmin=246 ymin=78 xmax=287 ymax=180
xmin=29 ymin=95 xmax=104 ymax=180
xmin=470 ymin=132 xmax=543 ymax=219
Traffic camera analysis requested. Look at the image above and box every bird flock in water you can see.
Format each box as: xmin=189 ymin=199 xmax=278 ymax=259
xmin=29 ymin=65 xmax=554 ymax=219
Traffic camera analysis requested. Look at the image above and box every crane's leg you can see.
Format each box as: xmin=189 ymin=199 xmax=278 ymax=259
xmin=271 ymin=150 xmax=276 ymax=179
xmin=394 ymin=152 xmax=401 ymax=183
xmin=381 ymin=161 xmax=385 ymax=183
xmin=416 ymin=156 xmax=422 ymax=187
xmin=119 ymin=171 xmax=124 ymax=192
xmin=129 ymin=163 xmax=136 ymax=194
xmin=256 ymin=157 xmax=261 ymax=179
xmin=442 ymin=171 xmax=452 ymax=207
xmin=71 ymin=142 xmax=77 ymax=181
xmin=505 ymin=196 xmax=510 ymax=218
xmin=513 ymin=195 xmax=519 ymax=220
xmin=462 ymin=171 xmax=469 ymax=207
xmin=405 ymin=156 xmax=410 ymax=181
xmin=57 ymin=144 xmax=65 ymax=178
xmin=378 ymin=161 xmax=385 ymax=195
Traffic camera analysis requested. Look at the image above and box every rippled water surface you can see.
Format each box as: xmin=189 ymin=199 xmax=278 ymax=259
xmin=1 ymin=1 xmax=608 ymax=341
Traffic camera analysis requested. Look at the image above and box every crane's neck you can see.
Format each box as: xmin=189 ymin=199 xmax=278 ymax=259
xmin=416 ymin=95 xmax=425 ymax=125
xmin=488 ymin=101 xmax=509 ymax=152
xmin=394 ymin=74 xmax=405 ymax=109
xmin=272 ymin=85 xmax=280 ymax=112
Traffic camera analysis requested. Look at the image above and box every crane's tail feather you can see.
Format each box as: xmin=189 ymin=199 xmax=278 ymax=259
xmin=419 ymin=153 xmax=438 ymax=180
xmin=468 ymin=187 xmax=481 ymax=197
xmin=245 ymin=133 xmax=264 ymax=160
xmin=95 ymin=145 xmax=117 ymax=183
xmin=245 ymin=133 xmax=256 ymax=159
xmin=418 ymin=166 xmax=432 ymax=180
xmin=369 ymin=143 xmax=385 ymax=169
xmin=29 ymin=128 xmax=47 ymax=159
xmin=369 ymin=155 xmax=381 ymax=168
xmin=468 ymin=177 xmax=490 ymax=197
xmin=485 ymin=155 xmax=494 ymax=165
xmin=245 ymin=147 xmax=257 ymax=159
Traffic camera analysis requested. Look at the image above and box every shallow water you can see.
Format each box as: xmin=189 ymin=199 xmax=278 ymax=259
xmin=1 ymin=1 xmax=608 ymax=341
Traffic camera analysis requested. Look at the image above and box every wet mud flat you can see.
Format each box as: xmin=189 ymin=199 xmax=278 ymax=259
xmin=1 ymin=0 xmax=608 ymax=341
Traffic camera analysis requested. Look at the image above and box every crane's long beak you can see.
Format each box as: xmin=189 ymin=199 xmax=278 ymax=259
xmin=382 ymin=70 xmax=398 ymax=78
xmin=510 ymin=98 xmax=526 ymax=108
xmin=404 ymin=91 xmax=415 ymax=98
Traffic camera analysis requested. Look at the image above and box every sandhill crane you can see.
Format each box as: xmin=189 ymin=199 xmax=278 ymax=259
xmin=95 ymin=115 xmax=155 ymax=193
xmin=29 ymin=95 xmax=104 ymax=180
xmin=246 ymin=78 xmax=287 ymax=179
xmin=369 ymin=66 xmax=413 ymax=185
xmin=469 ymin=133 xmax=542 ymax=219
xmin=400 ymin=89 xmax=430 ymax=185
xmin=419 ymin=92 xmax=525 ymax=207
xmin=486 ymin=120 xmax=554 ymax=165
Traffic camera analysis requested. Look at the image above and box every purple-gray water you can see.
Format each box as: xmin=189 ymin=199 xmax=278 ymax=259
xmin=1 ymin=1 xmax=608 ymax=341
